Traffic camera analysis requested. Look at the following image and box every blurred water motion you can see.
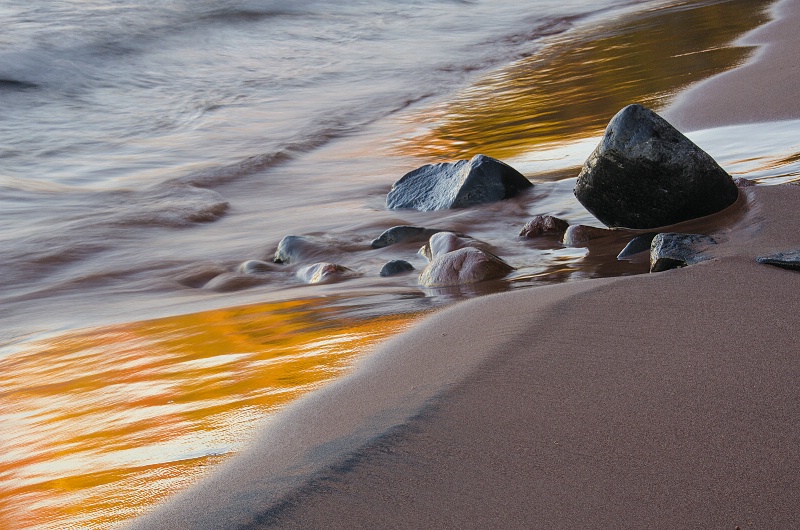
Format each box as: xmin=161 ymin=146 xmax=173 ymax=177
xmin=401 ymin=0 xmax=772 ymax=161
xmin=0 ymin=299 xmax=417 ymax=529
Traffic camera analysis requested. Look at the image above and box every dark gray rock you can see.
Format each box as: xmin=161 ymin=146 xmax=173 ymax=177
xmin=562 ymin=224 xmax=615 ymax=247
xmin=617 ymin=233 xmax=658 ymax=259
xmin=419 ymin=247 xmax=513 ymax=287
xmin=519 ymin=215 xmax=569 ymax=239
xmin=371 ymin=226 xmax=445 ymax=248
xmin=380 ymin=260 xmax=415 ymax=277
xmin=650 ymin=233 xmax=717 ymax=272
xmin=756 ymin=250 xmax=800 ymax=271
xmin=296 ymin=262 xmax=356 ymax=284
xmin=387 ymin=154 xmax=532 ymax=211
xmin=574 ymin=104 xmax=739 ymax=229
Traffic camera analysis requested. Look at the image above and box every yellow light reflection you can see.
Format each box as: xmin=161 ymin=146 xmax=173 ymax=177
xmin=0 ymin=298 xmax=418 ymax=529
xmin=400 ymin=0 xmax=773 ymax=161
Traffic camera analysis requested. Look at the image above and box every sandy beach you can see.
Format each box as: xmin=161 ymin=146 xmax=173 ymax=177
xmin=128 ymin=1 xmax=800 ymax=528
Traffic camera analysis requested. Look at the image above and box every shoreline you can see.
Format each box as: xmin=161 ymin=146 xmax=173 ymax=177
xmin=664 ymin=0 xmax=800 ymax=129
xmin=128 ymin=0 xmax=800 ymax=528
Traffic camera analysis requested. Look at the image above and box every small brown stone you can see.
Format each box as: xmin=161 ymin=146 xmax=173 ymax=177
xmin=519 ymin=215 xmax=569 ymax=239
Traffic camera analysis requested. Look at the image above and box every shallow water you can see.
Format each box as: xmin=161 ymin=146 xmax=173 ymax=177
xmin=0 ymin=298 xmax=418 ymax=528
xmin=0 ymin=0 xmax=778 ymax=338
xmin=2 ymin=0 xmax=800 ymax=528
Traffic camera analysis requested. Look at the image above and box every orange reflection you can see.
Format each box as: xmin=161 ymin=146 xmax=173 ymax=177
xmin=400 ymin=0 xmax=772 ymax=161
xmin=0 ymin=298 xmax=418 ymax=529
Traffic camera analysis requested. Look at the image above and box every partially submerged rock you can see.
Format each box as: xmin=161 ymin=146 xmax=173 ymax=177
xmin=419 ymin=247 xmax=513 ymax=287
xmin=273 ymin=235 xmax=354 ymax=264
xmin=371 ymin=226 xmax=445 ymax=248
xmin=173 ymin=263 xmax=229 ymax=288
xmin=387 ymin=154 xmax=532 ymax=211
xmin=650 ymin=233 xmax=717 ymax=272
xmin=273 ymin=235 xmax=318 ymax=264
xmin=237 ymin=259 xmax=275 ymax=274
xmin=380 ymin=260 xmax=415 ymax=277
xmin=296 ymin=262 xmax=356 ymax=284
xmin=562 ymin=224 xmax=616 ymax=247
xmin=756 ymin=250 xmax=800 ymax=271
xmin=574 ymin=104 xmax=739 ymax=229
xmin=519 ymin=215 xmax=569 ymax=239
xmin=419 ymin=232 xmax=479 ymax=261
xmin=203 ymin=272 xmax=266 ymax=292
xmin=617 ymin=233 xmax=658 ymax=260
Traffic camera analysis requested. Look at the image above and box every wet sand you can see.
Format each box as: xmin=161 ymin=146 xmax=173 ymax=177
xmin=129 ymin=1 xmax=800 ymax=528
xmin=664 ymin=0 xmax=800 ymax=129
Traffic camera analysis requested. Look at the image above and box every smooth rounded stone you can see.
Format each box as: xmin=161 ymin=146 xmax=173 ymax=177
xmin=419 ymin=232 xmax=479 ymax=261
xmin=379 ymin=260 xmax=415 ymax=277
xmin=756 ymin=250 xmax=800 ymax=271
xmin=237 ymin=259 xmax=275 ymax=274
xmin=519 ymin=215 xmax=569 ymax=239
xmin=273 ymin=235 xmax=330 ymax=264
xmin=562 ymin=224 xmax=616 ymax=247
xmin=203 ymin=272 xmax=266 ymax=292
xmin=296 ymin=262 xmax=356 ymax=284
xmin=418 ymin=247 xmax=513 ymax=287
xmin=574 ymin=104 xmax=739 ymax=229
xmin=617 ymin=233 xmax=658 ymax=259
xmin=650 ymin=233 xmax=717 ymax=272
xmin=371 ymin=226 xmax=445 ymax=248
xmin=386 ymin=154 xmax=532 ymax=211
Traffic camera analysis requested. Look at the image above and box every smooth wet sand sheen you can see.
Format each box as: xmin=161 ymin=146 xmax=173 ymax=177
xmin=131 ymin=183 xmax=800 ymax=529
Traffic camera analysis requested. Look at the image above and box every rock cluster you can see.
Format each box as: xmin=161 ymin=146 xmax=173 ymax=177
xmin=189 ymin=104 xmax=744 ymax=292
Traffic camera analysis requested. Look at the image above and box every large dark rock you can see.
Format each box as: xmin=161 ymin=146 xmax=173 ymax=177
xmin=574 ymin=104 xmax=739 ymax=229
xmin=387 ymin=154 xmax=532 ymax=211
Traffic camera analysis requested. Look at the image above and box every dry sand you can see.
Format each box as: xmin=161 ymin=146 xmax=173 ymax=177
xmin=129 ymin=1 xmax=800 ymax=528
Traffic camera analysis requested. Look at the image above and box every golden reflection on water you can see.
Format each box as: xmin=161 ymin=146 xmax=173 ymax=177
xmin=0 ymin=299 xmax=417 ymax=529
xmin=401 ymin=0 xmax=773 ymax=161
